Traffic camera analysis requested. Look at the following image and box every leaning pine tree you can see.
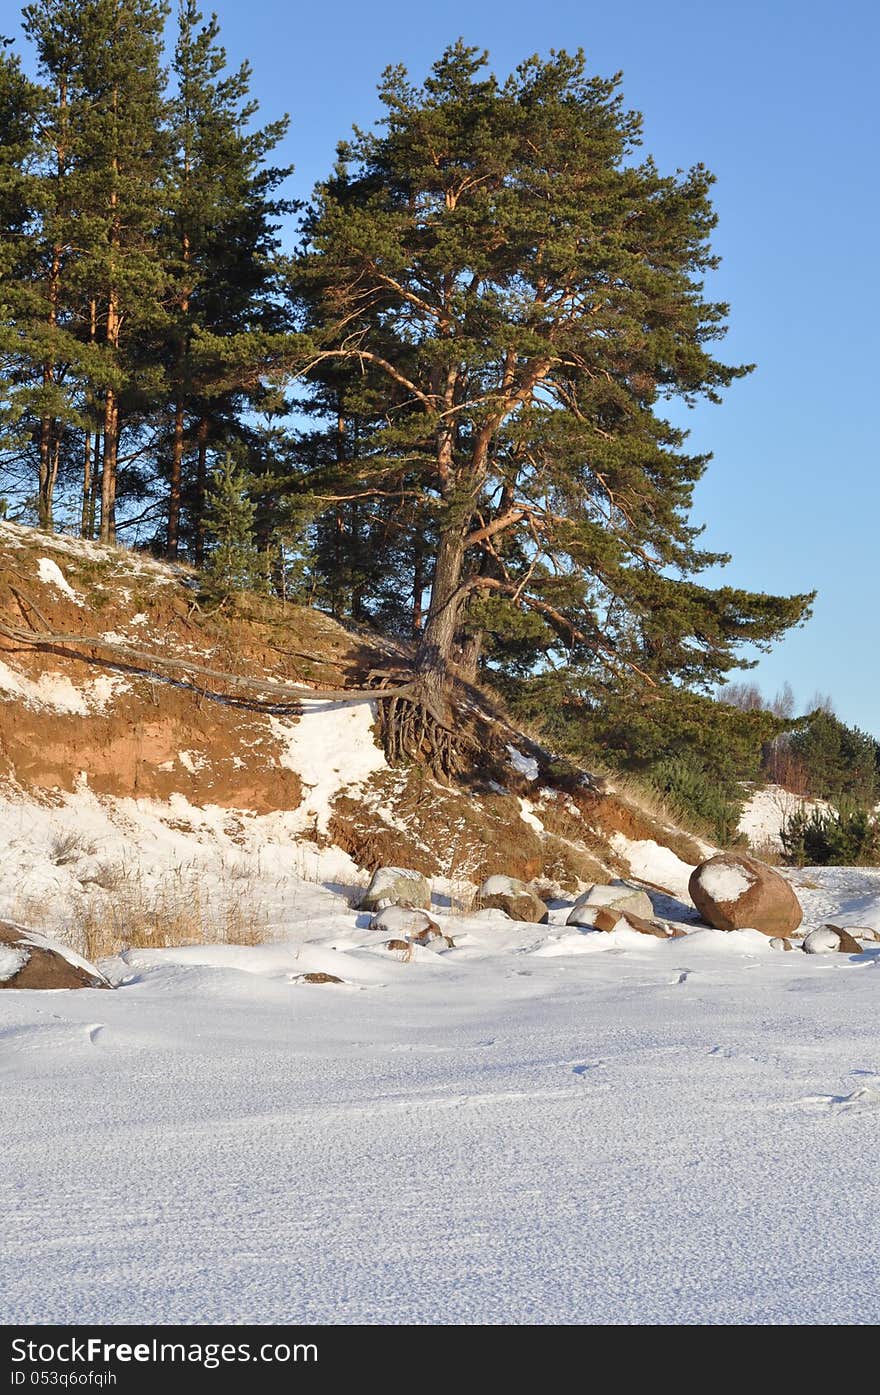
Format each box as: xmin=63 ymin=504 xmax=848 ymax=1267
xmin=294 ymin=44 xmax=813 ymax=774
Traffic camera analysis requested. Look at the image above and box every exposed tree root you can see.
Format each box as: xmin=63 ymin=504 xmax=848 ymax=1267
xmin=376 ymin=681 xmax=473 ymax=782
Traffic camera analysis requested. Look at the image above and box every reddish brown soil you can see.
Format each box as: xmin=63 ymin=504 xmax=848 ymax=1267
xmin=0 ymin=527 xmax=705 ymax=886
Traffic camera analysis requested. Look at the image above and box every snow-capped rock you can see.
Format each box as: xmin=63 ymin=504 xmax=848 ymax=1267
xmin=359 ymin=867 xmax=432 ymax=913
xmin=566 ymin=882 xmax=654 ymax=928
xmin=0 ymin=921 xmax=110 ymax=990
xmin=479 ymin=875 xmax=548 ymax=924
xmin=368 ymin=905 xmax=439 ymax=935
xmin=802 ymin=927 xmax=842 ymax=954
xmin=689 ymin=853 xmax=802 ymax=936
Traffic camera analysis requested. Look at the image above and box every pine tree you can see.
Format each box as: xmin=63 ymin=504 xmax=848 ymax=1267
xmin=13 ymin=1 xmax=171 ymax=542
xmin=163 ymin=0 xmax=292 ymax=558
xmin=293 ymin=45 xmax=813 ymax=772
xmin=0 ymin=44 xmax=45 ymax=513
xmin=203 ymin=453 xmax=260 ymax=599
xmin=0 ymin=24 xmax=91 ymax=530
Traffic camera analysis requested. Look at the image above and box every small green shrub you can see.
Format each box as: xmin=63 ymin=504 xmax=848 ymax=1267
xmin=781 ymin=803 xmax=880 ymax=866
xmin=646 ymin=753 xmax=744 ymax=847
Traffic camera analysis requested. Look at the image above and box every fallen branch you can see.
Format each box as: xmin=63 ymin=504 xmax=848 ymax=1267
xmin=0 ymin=589 xmax=418 ymax=707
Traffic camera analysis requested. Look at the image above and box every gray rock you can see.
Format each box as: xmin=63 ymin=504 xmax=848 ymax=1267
xmin=359 ymin=866 xmax=432 ymax=913
xmin=369 ymin=905 xmax=439 ymax=936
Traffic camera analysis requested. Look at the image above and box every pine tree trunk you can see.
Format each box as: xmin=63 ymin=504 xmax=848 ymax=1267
xmin=88 ymin=430 xmax=100 ymax=539
xmin=81 ymin=428 xmax=92 ymax=539
xmin=100 ymin=388 xmax=118 ymax=544
xmin=168 ymin=221 xmax=191 ymax=559
xmin=194 ymin=416 xmax=208 ymax=565
xmin=100 ymin=90 xmax=121 ymax=547
xmin=167 ymin=397 xmax=184 ymax=557
xmin=458 ymin=630 xmax=482 ymax=683
xmin=412 ymin=536 xmax=424 ymax=634
xmin=37 ymin=415 xmax=54 ymax=531
xmin=381 ymin=524 xmax=469 ymax=778
xmin=415 ymin=528 xmax=466 ymax=710
xmin=82 ymin=300 xmax=97 ymax=539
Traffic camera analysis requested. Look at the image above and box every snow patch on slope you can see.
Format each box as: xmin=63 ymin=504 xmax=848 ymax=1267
xmin=610 ymin=833 xmax=695 ymax=901
xmin=0 ymin=944 xmax=27 ymax=982
xmin=0 ymin=658 xmax=125 ymax=715
xmin=507 ymin=744 xmax=539 ymax=781
xmin=36 ymin=557 xmax=82 ymax=605
xmin=270 ymin=700 xmax=386 ymax=833
xmin=738 ymin=785 xmax=829 ymax=852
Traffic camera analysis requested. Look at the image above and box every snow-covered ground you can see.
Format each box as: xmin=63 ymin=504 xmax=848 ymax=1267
xmin=738 ymin=784 xmax=828 ymax=852
xmin=4 ymin=862 xmax=880 ymax=1326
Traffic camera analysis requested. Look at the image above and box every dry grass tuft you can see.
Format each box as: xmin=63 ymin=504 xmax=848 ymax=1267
xmin=747 ymin=839 xmax=785 ymax=866
xmin=440 ymin=827 xmax=484 ymax=917
xmin=18 ymin=860 xmax=275 ymax=962
xmin=49 ymin=829 xmax=97 ymax=866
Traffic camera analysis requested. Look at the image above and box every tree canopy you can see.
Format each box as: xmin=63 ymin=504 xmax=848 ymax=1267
xmin=292 ymin=44 xmax=813 ymax=766
xmin=0 ymin=15 xmax=818 ymax=782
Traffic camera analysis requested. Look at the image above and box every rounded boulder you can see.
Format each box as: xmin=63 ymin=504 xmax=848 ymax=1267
xmin=566 ymin=883 xmax=654 ymax=928
xmin=688 ymin=853 xmax=802 ymax=937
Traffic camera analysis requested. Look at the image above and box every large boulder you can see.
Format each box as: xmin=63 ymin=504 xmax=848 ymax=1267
xmin=566 ymin=883 xmax=654 ymax=929
xmin=688 ymin=854 xmax=802 ymax=937
xmin=359 ymin=866 xmax=431 ymax=913
xmin=0 ymin=922 xmax=110 ymax=990
xmin=479 ymin=875 xmax=548 ymax=924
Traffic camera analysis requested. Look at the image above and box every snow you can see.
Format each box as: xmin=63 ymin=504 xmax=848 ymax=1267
xmin=696 ymin=860 xmax=755 ymax=903
xmin=506 ymin=744 xmax=539 ymax=781
xmin=0 ymin=658 xmax=124 ymax=715
xmin=0 ymin=944 xmax=27 ymax=981
xmin=803 ymin=926 xmax=841 ymax=954
xmin=519 ymin=797 xmax=544 ymax=833
xmin=3 ymin=864 xmax=880 ymax=1324
xmin=270 ymin=701 xmax=386 ymax=833
xmin=177 ymin=749 xmax=207 ymax=774
xmin=481 ymin=874 xmax=527 ymax=896
xmin=739 ymin=785 xmax=829 ymax=852
xmin=4 ymin=517 xmax=880 ymax=1321
xmin=0 ymin=520 xmax=179 ymax=584
xmin=610 ymin=833 xmax=697 ymax=901
xmin=36 ymin=556 xmax=82 ymax=604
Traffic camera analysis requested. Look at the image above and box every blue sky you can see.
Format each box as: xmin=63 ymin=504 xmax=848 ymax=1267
xmin=5 ymin=0 xmax=878 ymax=731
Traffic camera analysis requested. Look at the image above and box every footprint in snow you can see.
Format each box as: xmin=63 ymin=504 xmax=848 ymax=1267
xmin=572 ymin=1061 xmax=603 ymax=1078
xmin=671 ymin=969 xmax=691 ymax=985
xmin=800 ymin=1087 xmax=880 ymax=1113
xmin=85 ymin=1024 xmax=105 ymax=1045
